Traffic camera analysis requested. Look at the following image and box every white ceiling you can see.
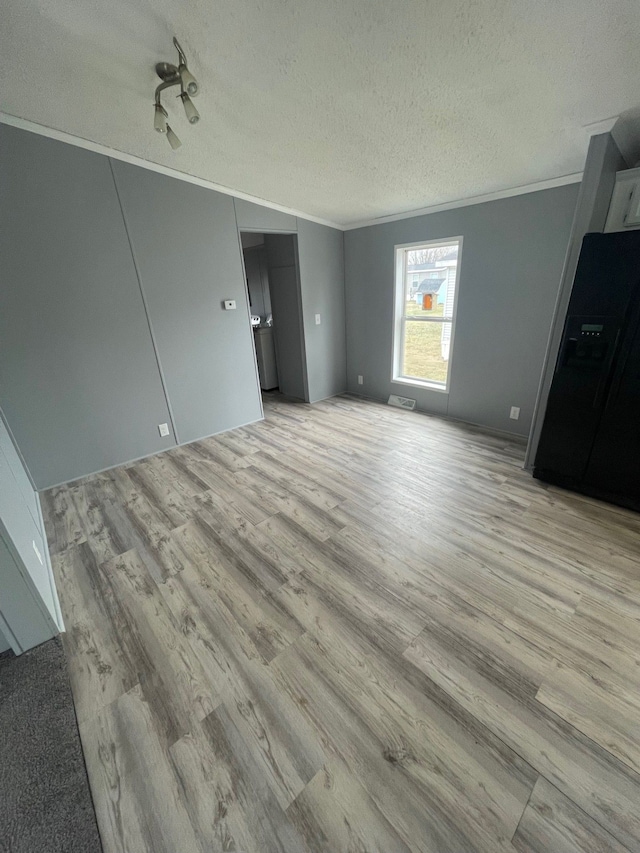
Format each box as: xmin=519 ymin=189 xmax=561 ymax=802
xmin=2 ymin=0 xmax=640 ymax=226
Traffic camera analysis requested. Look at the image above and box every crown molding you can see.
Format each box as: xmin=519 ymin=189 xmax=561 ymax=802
xmin=1 ymin=111 xmax=588 ymax=233
xmin=0 ymin=112 xmax=344 ymax=231
xmin=583 ymin=116 xmax=619 ymax=137
xmin=342 ymin=172 xmax=583 ymax=231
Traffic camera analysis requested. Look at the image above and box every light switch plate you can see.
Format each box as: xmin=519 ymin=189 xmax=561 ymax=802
xmin=158 ymin=423 xmax=170 ymax=437
xmin=509 ymin=406 xmax=520 ymax=420
xmin=224 ymin=300 xmax=237 ymax=310
xmin=315 ymin=313 xmax=321 ymax=325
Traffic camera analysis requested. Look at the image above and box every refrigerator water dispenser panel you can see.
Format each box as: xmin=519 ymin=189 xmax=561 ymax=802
xmin=560 ymin=318 xmax=617 ymax=371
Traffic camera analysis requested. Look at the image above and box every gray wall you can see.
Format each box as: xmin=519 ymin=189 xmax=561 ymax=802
xmin=297 ymin=220 xmax=347 ymax=403
xmin=0 ymin=123 xmax=347 ymax=490
xmin=234 ymin=198 xmax=296 ymax=232
xmin=264 ymin=235 xmax=309 ymax=400
xmin=0 ymin=126 xmax=175 ymax=488
xmin=525 ymin=133 xmax=625 ymax=465
xmin=111 ymin=161 xmax=262 ymax=445
xmin=344 ymin=184 xmax=579 ymax=436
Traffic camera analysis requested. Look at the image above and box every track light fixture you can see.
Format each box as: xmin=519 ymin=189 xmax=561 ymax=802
xmin=153 ymin=37 xmax=200 ymax=148
xmin=180 ymin=91 xmax=200 ymax=125
xmin=166 ymin=125 xmax=182 ymax=150
xmin=154 ymin=103 xmax=168 ymax=133
xmin=174 ymin=37 xmax=199 ymax=98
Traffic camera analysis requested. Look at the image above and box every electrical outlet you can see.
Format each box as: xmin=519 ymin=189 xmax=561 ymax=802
xmin=158 ymin=423 xmax=170 ymax=437
xmin=510 ymin=406 xmax=520 ymax=420
xmin=357 ymin=375 xmax=364 ymax=385
xmin=315 ymin=313 xmax=321 ymax=325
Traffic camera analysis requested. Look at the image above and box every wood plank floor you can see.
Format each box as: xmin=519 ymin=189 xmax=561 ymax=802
xmin=42 ymin=393 xmax=640 ymax=853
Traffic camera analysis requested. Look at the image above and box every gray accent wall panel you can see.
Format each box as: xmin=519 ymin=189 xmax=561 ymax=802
xmin=111 ymin=161 xmax=262 ymax=444
xmin=297 ymin=220 xmax=347 ymax=402
xmin=0 ymin=125 xmax=175 ymax=488
xmin=234 ymin=198 xmax=297 ymax=232
xmin=344 ymin=184 xmax=579 ymax=435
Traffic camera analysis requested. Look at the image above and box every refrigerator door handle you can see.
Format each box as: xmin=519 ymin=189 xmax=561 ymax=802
xmin=601 ymin=331 xmax=639 ymax=414
xmin=593 ymin=328 xmax=621 ymax=410
xmin=601 ymin=288 xmax=640 ymax=412
xmin=555 ymin=332 xmax=575 ymax=373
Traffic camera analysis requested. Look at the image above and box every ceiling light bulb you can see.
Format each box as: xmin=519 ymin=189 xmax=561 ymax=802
xmin=166 ymin=124 xmax=182 ymax=150
xmin=180 ymin=91 xmax=200 ymax=124
xmin=179 ymin=65 xmax=199 ymax=97
xmin=154 ymin=103 xmax=167 ymax=133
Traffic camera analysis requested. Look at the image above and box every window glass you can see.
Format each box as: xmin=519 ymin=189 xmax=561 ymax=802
xmin=394 ymin=239 xmax=461 ymax=389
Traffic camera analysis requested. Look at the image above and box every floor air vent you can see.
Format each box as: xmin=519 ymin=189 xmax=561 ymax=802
xmin=388 ymin=394 xmax=416 ymax=411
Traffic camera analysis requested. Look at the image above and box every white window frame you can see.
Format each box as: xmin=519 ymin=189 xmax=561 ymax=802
xmin=391 ymin=236 xmax=463 ymax=393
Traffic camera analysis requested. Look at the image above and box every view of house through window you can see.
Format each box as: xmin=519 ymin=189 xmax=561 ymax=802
xmin=393 ymin=237 xmax=462 ymax=389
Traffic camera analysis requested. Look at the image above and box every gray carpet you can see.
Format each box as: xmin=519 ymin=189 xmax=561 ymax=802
xmin=0 ymin=638 xmax=102 ymax=853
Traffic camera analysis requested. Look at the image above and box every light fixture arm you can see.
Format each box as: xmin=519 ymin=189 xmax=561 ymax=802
xmin=173 ymin=37 xmax=188 ymax=67
xmin=154 ymin=77 xmax=180 ymax=104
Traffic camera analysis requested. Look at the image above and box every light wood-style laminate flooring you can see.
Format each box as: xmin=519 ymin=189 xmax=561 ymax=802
xmin=43 ymin=394 xmax=640 ymax=853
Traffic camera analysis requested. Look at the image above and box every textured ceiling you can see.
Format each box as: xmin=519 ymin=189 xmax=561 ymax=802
xmin=2 ymin=0 xmax=640 ymax=225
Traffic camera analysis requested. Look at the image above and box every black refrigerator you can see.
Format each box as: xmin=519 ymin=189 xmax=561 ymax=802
xmin=534 ymin=230 xmax=640 ymax=511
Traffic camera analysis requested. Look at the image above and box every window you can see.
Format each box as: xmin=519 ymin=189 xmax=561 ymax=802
xmin=392 ymin=237 xmax=462 ymax=391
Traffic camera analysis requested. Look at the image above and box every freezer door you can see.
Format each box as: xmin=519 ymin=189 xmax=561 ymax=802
xmin=583 ymin=317 xmax=640 ymax=500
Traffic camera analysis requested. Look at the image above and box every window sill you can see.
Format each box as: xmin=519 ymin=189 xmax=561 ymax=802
xmin=392 ymin=376 xmax=449 ymax=394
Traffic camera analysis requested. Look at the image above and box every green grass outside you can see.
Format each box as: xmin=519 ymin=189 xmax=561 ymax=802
xmin=402 ymin=301 xmax=449 ymax=384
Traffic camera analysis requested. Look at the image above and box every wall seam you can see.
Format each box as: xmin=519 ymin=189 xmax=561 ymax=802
xmin=341 ymin=228 xmax=348 ymax=395
xmin=108 ymin=158 xmax=181 ymax=445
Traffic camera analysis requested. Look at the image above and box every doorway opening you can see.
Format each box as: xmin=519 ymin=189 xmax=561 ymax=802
xmin=240 ymin=232 xmax=309 ymax=403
